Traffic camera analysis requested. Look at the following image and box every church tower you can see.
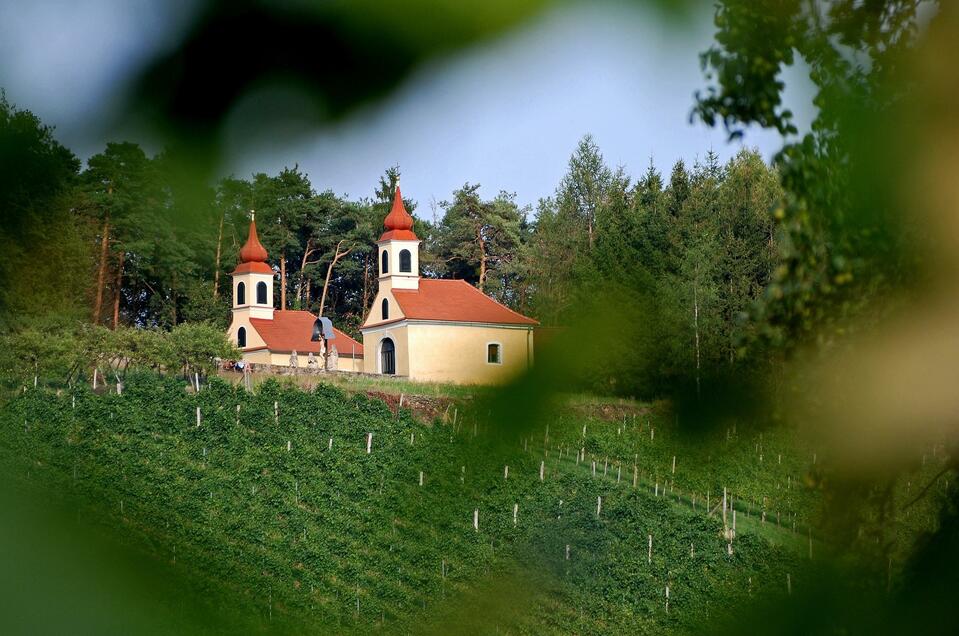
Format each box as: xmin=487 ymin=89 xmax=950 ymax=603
xmin=231 ymin=213 xmax=274 ymax=323
xmin=377 ymin=185 xmax=420 ymax=292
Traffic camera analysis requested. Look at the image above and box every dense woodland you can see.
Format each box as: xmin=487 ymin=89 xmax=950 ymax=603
xmin=0 ymin=95 xmax=782 ymax=395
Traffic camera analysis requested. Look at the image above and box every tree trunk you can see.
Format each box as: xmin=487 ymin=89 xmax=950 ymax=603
xmin=295 ymin=239 xmax=317 ymax=310
xmin=477 ymin=226 xmax=487 ymax=292
xmin=213 ymin=212 xmax=224 ymax=299
xmin=112 ymin=249 xmax=124 ymax=329
xmin=319 ymin=261 xmax=333 ymax=318
xmin=362 ymin=253 xmax=370 ymax=314
xmin=319 ymin=241 xmax=352 ymax=317
xmin=305 ymin=278 xmax=311 ymax=309
xmin=728 ymin=279 xmax=735 ymax=366
xmin=693 ymin=269 xmax=701 ymax=399
xmin=280 ymin=250 xmax=287 ymax=310
xmin=171 ymin=271 xmax=178 ymax=326
xmin=93 ymin=213 xmax=110 ymax=324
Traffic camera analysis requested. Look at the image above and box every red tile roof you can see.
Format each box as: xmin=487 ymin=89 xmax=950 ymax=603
xmin=378 ymin=279 xmax=538 ymax=326
xmin=249 ymin=311 xmax=363 ymax=357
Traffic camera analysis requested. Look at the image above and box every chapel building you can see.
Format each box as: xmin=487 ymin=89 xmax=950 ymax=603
xmin=360 ymin=186 xmax=538 ymax=384
xmin=226 ymin=216 xmax=364 ymax=371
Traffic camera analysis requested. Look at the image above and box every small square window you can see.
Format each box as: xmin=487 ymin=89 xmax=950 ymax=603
xmin=487 ymin=343 xmax=501 ymax=364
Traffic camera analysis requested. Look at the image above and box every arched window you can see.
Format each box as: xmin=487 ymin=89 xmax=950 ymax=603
xmin=487 ymin=342 xmax=502 ymax=364
xmin=256 ymin=281 xmax=268 ymax=305
xmin=399 ymin=249 xmax=412 ymax=273
xmin=236 ymin=281 xmax=246 ymax=305
xmin=381 ymin=249 xmax=389 ymax=274
xmin=380 ymin=338 xmax=395 ymax=375
xmin=381 ymin=298 xmax=389 ymax=320
xmin=237 ymin=327 xmax=247 ymax=348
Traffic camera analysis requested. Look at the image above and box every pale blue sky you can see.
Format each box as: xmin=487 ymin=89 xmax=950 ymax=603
xmin=0 ymin=1 xmax=814 ymax=214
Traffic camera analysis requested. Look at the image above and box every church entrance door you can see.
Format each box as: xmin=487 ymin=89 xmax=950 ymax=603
xmin=380 ymin=338 xmax=395 ymax=375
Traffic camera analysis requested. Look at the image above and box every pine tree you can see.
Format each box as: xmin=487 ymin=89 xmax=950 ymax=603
xmin=432 ymin=184 xmax=525 ymax=302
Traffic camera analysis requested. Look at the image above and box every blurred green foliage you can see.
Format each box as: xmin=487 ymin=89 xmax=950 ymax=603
xmin=1 ymin=0 xmax=957 ymax=633
xmin=695 ymin=0 xmax=934 ymax=351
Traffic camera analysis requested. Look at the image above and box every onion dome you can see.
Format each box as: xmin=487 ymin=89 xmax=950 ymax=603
xmin=379 ymin=186 xmax=418 ymax=241
xmin=240 ymin=215 xmax=268 ymax=262
xmin=232 ymin=213 xmax=273 ymax=274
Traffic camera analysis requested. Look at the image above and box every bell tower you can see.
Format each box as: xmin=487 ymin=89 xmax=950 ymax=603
xmin=231 ymin=212 xmax=275 ymax=321
xmin=377 ymin=185 xmax=420 ymax=291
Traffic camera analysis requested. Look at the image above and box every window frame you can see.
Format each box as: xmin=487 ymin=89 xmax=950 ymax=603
xmin=237 ymin=326 xmax=247 ymax=348
xmin=381 ymin=249 xmax=389 ymax=274
xmin=381 ymin=298 xmax=389 ymax=320
xmin=399 ymin=249 xmax=412 ymax=273
xmin=486 ymin=341 xmax=503 ymax=365
xmin=236 ymin=281 xmax=246 ymax=305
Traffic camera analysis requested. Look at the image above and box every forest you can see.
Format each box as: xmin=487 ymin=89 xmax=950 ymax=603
xmin=0 ymin=94 xmax=783 ymax=397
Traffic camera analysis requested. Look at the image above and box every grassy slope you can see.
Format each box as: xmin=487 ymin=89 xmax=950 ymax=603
xmin=0 ymin=374 xmax=810 ymax=634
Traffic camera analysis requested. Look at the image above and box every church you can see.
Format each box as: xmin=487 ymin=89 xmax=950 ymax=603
xmin=226 ymin=185 xmax=538 ymax=384
xmin=226 ymin=216 xmax=364 ymax=372
xmin=360 ymin=186 xmax=538 ymax=384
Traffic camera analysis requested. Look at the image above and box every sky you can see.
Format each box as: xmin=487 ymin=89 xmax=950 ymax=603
xmin=0 ymin=0 xmax=815 ymax=215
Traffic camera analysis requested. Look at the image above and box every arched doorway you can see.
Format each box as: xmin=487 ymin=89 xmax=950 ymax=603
xmin=380 ymin=338 xmax=395 ymax=375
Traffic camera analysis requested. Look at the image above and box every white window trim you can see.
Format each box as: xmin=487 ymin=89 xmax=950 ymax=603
xmin=486 ymin=341 xmax=503 ymax=365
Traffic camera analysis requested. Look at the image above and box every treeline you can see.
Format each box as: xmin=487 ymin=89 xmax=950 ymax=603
xmin=1 ymin=94 xmax=782 ymax=395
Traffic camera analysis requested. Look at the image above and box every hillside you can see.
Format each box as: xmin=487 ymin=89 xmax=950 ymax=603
xmin=0 ymin=375 xmax=811 ymax=634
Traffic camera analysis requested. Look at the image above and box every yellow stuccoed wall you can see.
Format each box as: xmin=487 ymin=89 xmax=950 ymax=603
xmin=362 ymin=325 xmax=411 ymax=376
xmin=240 ymin=349 xmax=272 ymax=365
xmin=362 ymin=322 xmax=533 ymax=384
xmin=267 ymin=351 xmax=363 ymax=372
xmin=362 ymin=286 xmax=406 ymax=329
xmin=227 ymin=313 xmax=266 ymax=350
xmin=407 ymin=323 xmax=532 ymax=384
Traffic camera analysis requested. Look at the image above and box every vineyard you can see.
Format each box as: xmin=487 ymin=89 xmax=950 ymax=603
xmin=0 ymin=373 xmax=816 ymax=634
